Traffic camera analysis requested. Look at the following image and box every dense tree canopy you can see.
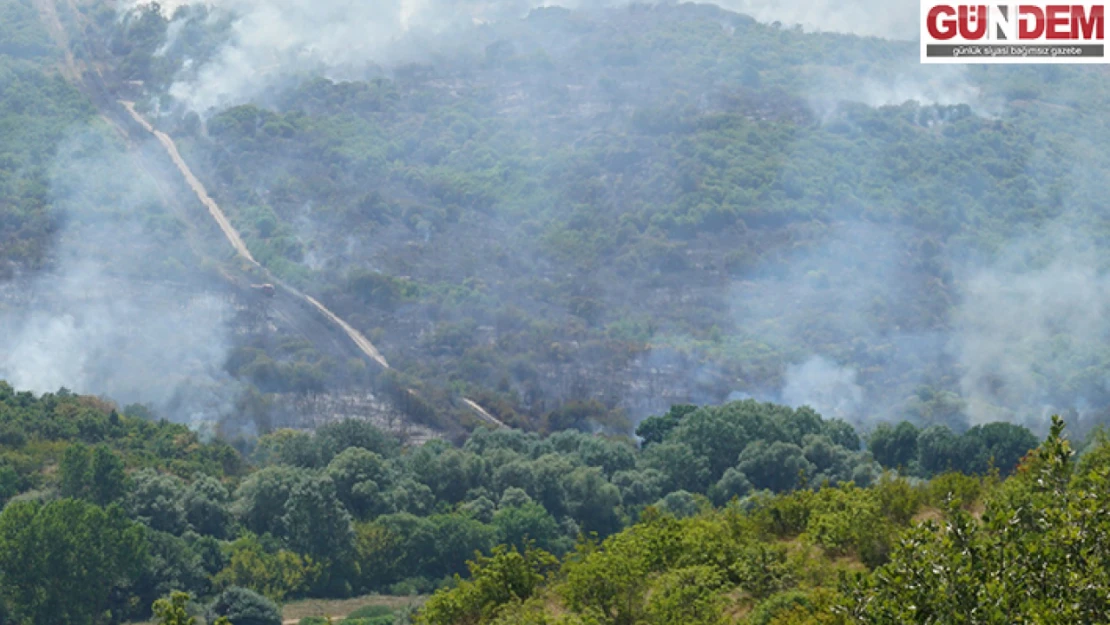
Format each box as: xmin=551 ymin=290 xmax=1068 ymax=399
xmin=416 ymin=417 xmax=1110 ymax=624
xmin=0 ymin=382 xmax=1049 ymax=621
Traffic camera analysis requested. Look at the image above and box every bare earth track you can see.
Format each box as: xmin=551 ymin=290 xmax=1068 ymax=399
xmin=34 ymin=0 xmax=507 ymax=431
xmin=120 ymin=101 xmax=258 ymax=265
xmin=120 ymin=88 xmax=503 ymax=429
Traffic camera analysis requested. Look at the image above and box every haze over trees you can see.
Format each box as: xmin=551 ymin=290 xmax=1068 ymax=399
xmin=7 ymin=0 xmax=1110 ymax=439
xmin=4 ymin=0 xmax=1110 ymax=622
xmin=0 ymin=382 xmax=1046 ymax=622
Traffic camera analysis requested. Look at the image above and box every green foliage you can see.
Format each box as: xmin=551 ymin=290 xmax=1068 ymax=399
xmin=344 ymin=605 xmax=393 ymax=620
xmin=844 ymin=416 xmax=1110 ymax=623
xmin=416 ymin=545 xmax=558 ymax=625
xmin=0 ymin=499 xmax=147 ymax=625
xmin=0 ymin=382 xmax=1060 ymax=619
xmin=867 ymin=422 xmax=919 ymax=471
xmin=154 ymin=591 xmax=227 ymax=625
xmin=396 ymin=420 xmax=1110 ymax=623
xmin=205 ymin=587 xmax=282 ymax=625
xmin=214 ymin=533 xmax=320 ymax=602
xmin=635 ymin=404 xmax=696 ymax=447
xmin=644 ymin=565 xmax=727 ymax=625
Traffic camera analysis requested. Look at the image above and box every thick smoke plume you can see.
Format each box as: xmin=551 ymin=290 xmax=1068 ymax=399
xmin=102 ymin=0 xmax=1102 ymax=439
xmin=951 ymin=221 xmax=1110 ymax=430
xmin=727 ymin=221 xmax=948 ymax=428
xmin=781 ymin=356 xmax=864 ymax=422
xmin=729 ymin=213 xmax=1110 ymax=436
xmin=0 ymin=129 xmax=240 ymax=428
xmin=136 ymin=0 xmax=944 ymax=114
xmin=715 ymin=0 xmax=918 ymax=40
xmin=149 ymin=0 xmax=538 ymax=112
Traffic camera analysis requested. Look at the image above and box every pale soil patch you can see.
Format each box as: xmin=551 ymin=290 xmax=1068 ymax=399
xmin=282 ymin=594 xmax=427 ymax=624
xmin=127 ymin=594 xmax=425 ymax=625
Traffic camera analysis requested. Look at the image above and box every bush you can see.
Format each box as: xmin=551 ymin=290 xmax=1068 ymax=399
xmin=388 ymin=576 xmax=438 ymax=596
xmin=205 ymin=587 xmax=282 ymax=625
xmin=747 ymin=590 xmax=815 ymax=625
xmin=926 ymin=471 xmax=982 ymax=509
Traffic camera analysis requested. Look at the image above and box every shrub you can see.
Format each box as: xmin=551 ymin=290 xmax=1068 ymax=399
xmin=205 ymin=587 xmax=282 ymax=625
xmin=926 ymin=471 xmax=982 ymax=509
xmin=747 ymin=590 xmax=815 ymax=625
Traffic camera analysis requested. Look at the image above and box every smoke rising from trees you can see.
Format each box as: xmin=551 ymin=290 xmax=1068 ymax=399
xmin=140 ymin=0 xmax=957 ymax=114
xmin=0 ymin=129 xmax=240 ymax=426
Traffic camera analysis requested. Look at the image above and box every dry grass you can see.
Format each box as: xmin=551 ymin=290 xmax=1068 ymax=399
xmin=912 ymin=506 xmax=944 ymax=525
xmin=125 ymin=594 xmax=426 ymax=625
xmin=282 ymin=594 xmax=427 ymax=623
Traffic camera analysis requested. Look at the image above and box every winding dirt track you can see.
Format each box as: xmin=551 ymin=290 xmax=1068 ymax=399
xmin=121 ymin=103 xmax=504 ymax=427
xmin=118 ymin=102 xmax=404 ymax=375
xmin=120 ymin=101 xmax=258 ymax=265
xmin=35 ymin=0 xmax=506 ymax=430
xmin=30 ymin=0 xmax=78 ymax=82
xmin=461 ymin=398 xmax=506 ymax=428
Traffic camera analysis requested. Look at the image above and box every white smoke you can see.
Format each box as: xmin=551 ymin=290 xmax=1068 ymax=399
xmin=805 ymin=64 xmax=998 ymax=116
xmin=146 ymin=0 xmax=538 ymax=113
xmin=131 ymin=0 xmax=949 ymax=114
xmin=781 ymin=355 xmax=865 ymax=420
xmin=714 ymin=0 xmax=919 ymax=40
xmin=0 ymin=129 xmax=241 ymax=426
xmin=950 ymin=221 xmax=1110 ymax=429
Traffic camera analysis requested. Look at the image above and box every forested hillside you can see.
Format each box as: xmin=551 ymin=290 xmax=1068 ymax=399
xmin=5 ymin=0 xmax=1110 ymax=438
xmin=6 ymin=0 xmax=1110 ymax=623
xmin=0 ymin=0 xmax=93 ymax=275
xmin=88 ymin=0 xmax=1110 ymax=436
xmin=0 ymin=382 xmax=1051 ymax=623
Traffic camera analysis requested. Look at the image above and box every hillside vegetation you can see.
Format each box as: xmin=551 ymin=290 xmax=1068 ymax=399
xmin=416 ymin=416 xmax=1110 ymax=624
xmin=4 ymin=1 xmax=1110 ymax=624
xmin=0 ymin=382 xmax=1049 ymax=623
xmin=94 ymin=1 xmax=1110 ymax=434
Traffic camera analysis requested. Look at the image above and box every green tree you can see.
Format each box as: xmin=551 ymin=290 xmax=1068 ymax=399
xmin=644 ymin=565 xmax=727 ymax=625
xmin=153 ymin=591 xmax=230 ymax=625
xmin=635 ymin=404 xmax=697 ymax=447
xmin=183 ymin=475 xmax=232 ymax=538
xmin=737 ymin=441 xmax=815 ymax=493
xmin=0 ymin=499 xmax=147 ymax=625
xmin=867 ymin=422 xmax=919 ymax=471
xmin=963 ymin=422 xmax=1038 ymax=475
xmin=205 ymin=587 xmax=282 ymax=625
xmin=152 ymin=591 xmax=198 ymax=625
xmin=281 ymin=474 xmax=357 ymax=594
xmin=561 ymin=466 xmax=622 ymax=536
xmin=326 ymin=447 xmax=389 ymax=518
xmin=128 ymin=469 xmax=188 ymax=534
xmin=59 ymin=442 xmax=93 ymax=498
xmin=214 ymin=534 xmax=319 ymax=602
xmin=90 ymin=445 xmax=127 ymax=505
xmin=492 ymin=501 xmax=565 ymax=554
xmin=416 ymin=545 xmax=557 ymax=625
xmin=233 ymin=466 xmax=310 ymax=536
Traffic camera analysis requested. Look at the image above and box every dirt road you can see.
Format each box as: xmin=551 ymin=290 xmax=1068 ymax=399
xmin=120 ymin=101 xmax=258 ymax=265
xmin=30 ymin=0 xmax=79 ymax=82
xmin=461 ymin=398 xmax=508 ymax=428
xmin=35 ymin=0 xmax=507 ymax=431
xmin=302 ymin=293 xmax=389 ymax=369
xmin=116 ymin=102 xmax=398 ymax=373
xmin=118 ymin=105 xmax=511 ymax=429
